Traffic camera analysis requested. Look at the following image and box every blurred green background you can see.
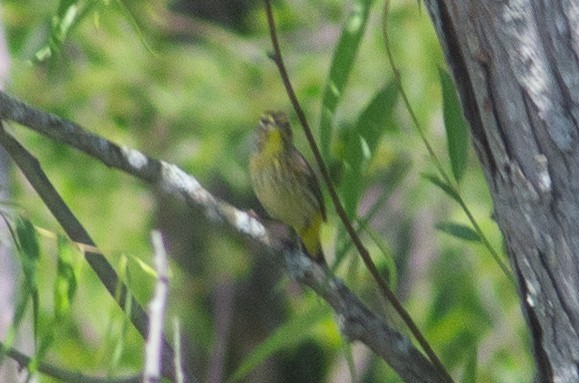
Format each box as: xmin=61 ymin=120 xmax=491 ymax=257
xmin=1 ymin=0 xmax=531 ymax=382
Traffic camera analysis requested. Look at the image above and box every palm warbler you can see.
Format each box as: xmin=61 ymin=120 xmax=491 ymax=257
xmin=250 ymin=111 xmax=326 ymax=264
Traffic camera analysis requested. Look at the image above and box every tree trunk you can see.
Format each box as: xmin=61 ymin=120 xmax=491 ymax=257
xmin=425 ymin=1 xmax=579 ymax=381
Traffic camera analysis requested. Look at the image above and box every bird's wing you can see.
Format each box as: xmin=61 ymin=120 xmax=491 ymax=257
xmin=291 ymin=148 xmax=327 ymax=221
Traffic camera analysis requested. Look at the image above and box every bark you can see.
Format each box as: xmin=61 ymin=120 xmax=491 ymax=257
xmin=425 ymin=1 xmax=579 ymax=381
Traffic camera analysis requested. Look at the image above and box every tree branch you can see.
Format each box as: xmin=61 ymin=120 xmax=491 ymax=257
xmin=0 ymin=91 xmax=447 ymax=382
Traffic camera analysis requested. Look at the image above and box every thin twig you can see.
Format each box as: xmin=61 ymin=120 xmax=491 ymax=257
xmin=173 ymin=319 xmax=184 ymax=383
xmin=0 ymin=341 xmax=141 ymax=383
xmin=143 ymin=231 xmax=170 ymax=383
xmin=263 ymin=2 xmax=453 ymax=381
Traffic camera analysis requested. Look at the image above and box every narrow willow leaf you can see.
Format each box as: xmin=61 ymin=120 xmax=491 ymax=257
xmin=461 ymin=346 xmax=478 ymax=383
xmin=421 ymin=172 xmax=460 ymax=203
xmin=365 ymin=226 xmax=398 ymax=290
xmin=320 ymin=0 xmax=374 ymax=158
xmin=34 ymin=0 xmax=106 ymax=62
xmin=117 ymin=0 xmax=156 ymax=54
xmin=341 ymin=82 xmax=398 ymax=217
xmin=16 ymin=218 xmax=40 ymax=267
xmin=57 ymin=0 xmax=78 ymax=15
xmin=439 ymin=69 xmax=469 ymax=182
xmin=130 ymin=255 xmax=158 ymax=278
xmin=435 ymin=222 xmax=481 ymax=242
xmin=334 ymin=156 xmax=410 ymax=268
xmin=55 ymin=235 xmax=78 ymax=319
xmin=55 ymin=3 xmax=79 ymax=41
xmin=34 ymin=1 xmax=80 ymax=62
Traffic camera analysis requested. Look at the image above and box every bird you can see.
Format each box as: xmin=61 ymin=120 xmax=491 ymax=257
xmin=249 ymin=111 xmax=326 ymax=264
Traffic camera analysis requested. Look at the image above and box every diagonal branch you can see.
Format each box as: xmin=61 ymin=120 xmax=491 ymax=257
xmin=0 ymin=91 xmax=446 ymax=382
xmin=0 ymin=122 xmax=196 ymax=383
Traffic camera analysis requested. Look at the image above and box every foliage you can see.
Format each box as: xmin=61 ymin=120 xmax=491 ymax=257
xmin=0 ymin=0 xmax=530 ymax=382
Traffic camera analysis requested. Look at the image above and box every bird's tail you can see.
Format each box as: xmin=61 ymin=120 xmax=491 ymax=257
xmin=298 ymin=227 xmax=326 ymax=265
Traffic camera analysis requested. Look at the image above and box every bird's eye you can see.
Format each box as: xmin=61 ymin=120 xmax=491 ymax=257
xmin=260 ymin=114 xmax=275 ymax=127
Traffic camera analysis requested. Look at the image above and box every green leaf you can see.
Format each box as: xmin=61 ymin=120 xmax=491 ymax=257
xmin=130 ymin=254 xmax=157 ymax=278
xmin=461 ymin=346 xmax=478 ymax=383
xmin=29 ymin=331 xmax=56 ymax=374
xmin=341 ymin=82 xmax=398 ymax=217
xmin=421 ymin=173 xmax=460 ymax=203
xmin=228 ymin=305 xmax=328 ymax=382
xmin=116 ymin=0 xmax=156 ymax=55
xmin=54 ymin=235 xmax=78 ymax=319
xmin=14 ymin=218 xmax=41 ymax=344
xmin=55 ymin=2 xmax=78 ymax=41
xmin=15 ymin=218 xmax=40 ymax=283
xmin=435 ymin=222 xmax=481 ymax=242
xmin=334 ymin=156 xmax=409 ymax=268
xmin=439 ymin=69 xmax=469 ymax=182
xmin=365 ymin=226 xmax=398 ymax=290
xmin=353 ymin=81 xmax=398 ymax=154
xmin=340 ymin=340 xmax=357 ymax=382
xmin=33 ymin=0 xmax=103 ymax=62
xmin=320 ymin=0 xmax=374 ymax=158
